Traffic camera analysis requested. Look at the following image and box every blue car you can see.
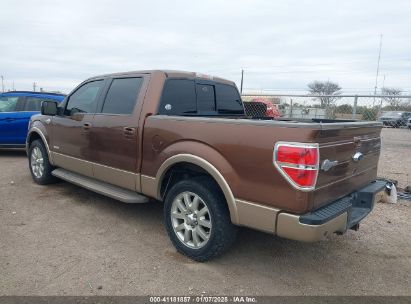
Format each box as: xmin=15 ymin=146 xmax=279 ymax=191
xmin=0 ymin=91 xmax=65 ymax=148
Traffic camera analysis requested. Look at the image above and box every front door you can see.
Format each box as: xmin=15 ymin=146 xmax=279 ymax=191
xmin=90 ymin=76 xmax=147 ymax=191
xmin=50 ymin=79 xmax=106 ymax=177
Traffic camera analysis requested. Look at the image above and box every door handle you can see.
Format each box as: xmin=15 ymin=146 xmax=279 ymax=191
xmin=123 ymin=127 xmax=136 ymax=136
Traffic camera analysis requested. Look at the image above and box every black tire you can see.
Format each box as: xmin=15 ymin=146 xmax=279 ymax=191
xmin=28 ymin=139 xmax=58 ymax=185
xmin=164 ymin=177 xmax=238 ymax=261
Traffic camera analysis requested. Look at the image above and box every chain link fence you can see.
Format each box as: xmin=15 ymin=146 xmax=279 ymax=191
xmin=242 ymin=94 xmax=411 ymax=128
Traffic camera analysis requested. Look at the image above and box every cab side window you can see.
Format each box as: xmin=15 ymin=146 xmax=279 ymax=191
xmin=23 ymin=97 xmax=55 ymax=112
xmin=101 ymin=78 xmax=143 ymax=115
xmin=65 ymin=80 xmax=104 ymax=116
xmin=0 ymin=96 xmax=19 ymax=112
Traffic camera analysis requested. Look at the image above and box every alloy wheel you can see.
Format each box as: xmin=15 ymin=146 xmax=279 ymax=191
xmin=170 ymin=191 xmax=212 ymax=249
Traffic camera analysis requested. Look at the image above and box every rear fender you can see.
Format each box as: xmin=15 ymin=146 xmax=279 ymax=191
xmin=148 ymin=141 xmax=240 ymax=224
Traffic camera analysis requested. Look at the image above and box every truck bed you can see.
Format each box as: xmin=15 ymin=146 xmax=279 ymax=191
xmin=141 ymin=115 xmax=382 ymax=214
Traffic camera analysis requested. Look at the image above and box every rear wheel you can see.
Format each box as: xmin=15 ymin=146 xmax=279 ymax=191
xmin=164 ymin=177 xmax=237 ymax=261
xmin=29 ymin=139 xmax=57 ymax=185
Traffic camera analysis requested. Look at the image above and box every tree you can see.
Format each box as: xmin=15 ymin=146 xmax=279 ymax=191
xmin=381 ymin=87 xmax=402 ymax=108
xmin=307 ymin=80 xmax=342 ymax=107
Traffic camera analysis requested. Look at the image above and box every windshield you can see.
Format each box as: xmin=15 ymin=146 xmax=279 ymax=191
xmin=381 ymin=111 xmax=402 ymax=118
xmin=0 ymin=96 xmax=19 ymax=112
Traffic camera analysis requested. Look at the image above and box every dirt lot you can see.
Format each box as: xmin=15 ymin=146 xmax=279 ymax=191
xmin=0 ymin=128 xmax=410 ymax=296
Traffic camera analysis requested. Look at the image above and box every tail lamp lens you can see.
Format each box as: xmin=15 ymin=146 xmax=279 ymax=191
xmin=274 ymin=143 xmax=319 ymax=190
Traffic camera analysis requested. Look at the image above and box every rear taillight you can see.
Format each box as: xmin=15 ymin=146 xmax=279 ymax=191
xmin=273 ymin=142 xmax=319 ymax=191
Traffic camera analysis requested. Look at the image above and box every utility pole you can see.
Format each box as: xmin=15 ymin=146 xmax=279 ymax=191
xmin=373 ymin=34 xmax=383 ymax=106
xmin=33 ymin=82 xmax=37 ymax=92
xmin=240 ymin=69 xmax=244 ymax=94
xmin=1 ymin=75 xmax=4 ymax=92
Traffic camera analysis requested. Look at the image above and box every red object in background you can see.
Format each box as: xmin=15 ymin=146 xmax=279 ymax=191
xmin=251 ymin=98 xmax=281 ymax=118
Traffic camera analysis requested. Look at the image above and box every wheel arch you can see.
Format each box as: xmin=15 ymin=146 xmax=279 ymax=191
xmin=26 ymin=127 xmax=53 ymax=164
xmin=146 ymin=153 xmax=239 ymax=224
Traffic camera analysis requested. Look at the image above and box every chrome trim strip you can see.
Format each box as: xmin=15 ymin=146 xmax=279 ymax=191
xmin=319 ymin=136 xmax=381 ymax=148
xmin=315 ymin=165 xmax=378 ymax=190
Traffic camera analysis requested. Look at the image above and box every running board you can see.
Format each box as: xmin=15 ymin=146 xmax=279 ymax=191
xmin=52 ymin=168 xmax=149 ymax=203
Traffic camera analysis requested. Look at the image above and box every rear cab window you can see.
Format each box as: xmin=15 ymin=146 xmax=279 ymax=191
xmin=159 ymin=78 xmax=244 ymax=116
xmin=215 ymin=83 xmax=244 ymax=114
xmin=196 ymin=84 xmax=216 ymax=113
xmin=159 ymin=79 xmax=197 ymax=115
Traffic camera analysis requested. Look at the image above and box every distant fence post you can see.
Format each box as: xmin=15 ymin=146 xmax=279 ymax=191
xmin=290 ymin=98 xmax=293 ymax=118
xmin=352 ymin=95 xmax=358 ymax=120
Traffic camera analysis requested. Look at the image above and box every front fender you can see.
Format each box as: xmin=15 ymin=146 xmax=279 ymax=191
xmin=26 ymin=119 xmax=53 ymax=164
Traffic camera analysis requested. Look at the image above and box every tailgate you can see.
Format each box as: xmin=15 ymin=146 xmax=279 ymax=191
xmin=310 ymin=123 xmax=382 ymax=210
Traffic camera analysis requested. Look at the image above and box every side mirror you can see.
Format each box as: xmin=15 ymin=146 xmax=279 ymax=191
xmin=41 ymin=100 xmax=58 ymax=116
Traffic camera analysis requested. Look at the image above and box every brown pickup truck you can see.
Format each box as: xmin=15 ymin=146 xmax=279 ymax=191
xmin=27 ymin=70 xmax=386 ymax=261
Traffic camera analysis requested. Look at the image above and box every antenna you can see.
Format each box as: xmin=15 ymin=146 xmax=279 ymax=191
xmin=373 ymin=34 xmax=383 ymax=105
xmin=379 ymin=75 xmax=386 ymax=111
xmin=240 ymin=69 xmax=244 ymax=94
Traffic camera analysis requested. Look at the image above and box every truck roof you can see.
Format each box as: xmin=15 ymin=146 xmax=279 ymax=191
xmin=87 ymin=70 xmax=236 ymax=86
xmin=0 ymin=91 xmax=66 ymax=96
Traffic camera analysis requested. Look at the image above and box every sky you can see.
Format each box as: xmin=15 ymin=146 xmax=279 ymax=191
xmin=0 ymin=0 xmax=410 ymax=94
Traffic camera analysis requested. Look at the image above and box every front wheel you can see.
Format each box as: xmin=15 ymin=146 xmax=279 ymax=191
xmin=164 ymin=177 xmax=238 ymax=261
xmin=29 ymin=139 xmax=58 ymax=185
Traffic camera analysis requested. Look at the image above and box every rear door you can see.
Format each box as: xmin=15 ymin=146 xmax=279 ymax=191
xmin=90 ymin=75 xmax=148 ymax=191
xmin=0 ymin=95 xmax=24 ymax=145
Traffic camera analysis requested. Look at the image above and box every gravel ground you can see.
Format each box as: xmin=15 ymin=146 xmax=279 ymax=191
xmin=0 ymin=128 xmax=410 ymax=296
